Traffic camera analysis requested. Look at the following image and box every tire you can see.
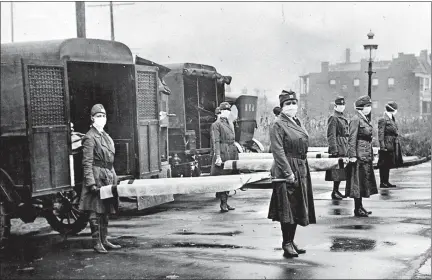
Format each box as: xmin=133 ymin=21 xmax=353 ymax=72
xmin=0 ymin=201 xmax=11 ymax=249
xmin=44 ymin=190 xmax=89 ymax=235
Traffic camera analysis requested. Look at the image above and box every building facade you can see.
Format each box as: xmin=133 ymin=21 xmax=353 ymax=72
xmin=299 ymin=49 xmax=431 ymax=119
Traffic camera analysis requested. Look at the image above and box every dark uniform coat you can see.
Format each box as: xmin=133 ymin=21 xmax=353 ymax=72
xmin=210 ymin=117 xmax=239 ymax=176
xmin=325 ymin=111 xmax=349 ymax=181
xmin=377 ymin=112 xmax=403 ymax=168
xmin=79 ymin=126 xmax=118 ymax=214
xmin=267 ymin=113 xmax=316 ymax=226
xmin=345 ymin=111 xmax=378 ymax=198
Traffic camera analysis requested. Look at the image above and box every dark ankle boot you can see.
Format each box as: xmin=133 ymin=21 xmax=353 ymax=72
xmin=360 ymin=206 xmax=372 ymax=215
xmin=220 ymin=192 xmax=229 ymax=212
xmin=290 ymin=224 xmax=305 ymax=254
xmin=283 ymin=242 xmax=299 ymax=258
xmin=331 ymin=191 xmax=343 ymax=200
xmin=281 ymin=223 xmax=298 ymax=258
xmin=354 ymin=208 xmax=369 ymax=217
xmin=89 ymin=218 xmax=108 ymax=254
xmin=101 ymin=216 xmax=121 ymax=250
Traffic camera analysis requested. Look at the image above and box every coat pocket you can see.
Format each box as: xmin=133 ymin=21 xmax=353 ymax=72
xmin=357 ymin=140 xmax=372 ymax=161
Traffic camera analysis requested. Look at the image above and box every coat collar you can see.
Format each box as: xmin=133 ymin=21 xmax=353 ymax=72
xmin=219 ymin=117 xmax=234 ymax=133
xmin=356 ymin=111 xmax=372 ymax=126
xmin=279 ymin=113 xmax=309 ymax=137
xmin=333 ymin=110 xmax=348 ymax=121
xmin=90 ymin=126 xmax=115 ymax=153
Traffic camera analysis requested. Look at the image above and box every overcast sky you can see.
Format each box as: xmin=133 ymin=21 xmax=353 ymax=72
xmin=1 ymin=1 xmax=431 ymax=103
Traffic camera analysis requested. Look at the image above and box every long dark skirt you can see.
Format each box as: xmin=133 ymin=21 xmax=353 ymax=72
xmin=345 ymin=160 xmax=378 ymax=198
xmin=377 ymin=143 xmax=403 ymax=169
xmin=267 ymin=170 xmax=316 ymax=226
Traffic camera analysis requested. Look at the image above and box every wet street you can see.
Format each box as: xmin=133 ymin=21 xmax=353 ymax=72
xmin=1 ymin=162 xmax=431 ymax=279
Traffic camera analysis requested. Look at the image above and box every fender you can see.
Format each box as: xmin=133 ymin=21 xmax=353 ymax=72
xmin=0 ymin=168 xmax=22 ymax=205
xmin=234 ymin=142 xmax=244 ymax=153
xmin=251 ymin=138 xmax=265 ymax=152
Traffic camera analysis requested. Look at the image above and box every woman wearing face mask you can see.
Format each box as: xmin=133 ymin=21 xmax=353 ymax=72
xmin=345 ymin=95 xmax=378 ymax=217
xmin=211 ymin=102 xmax=238 ymax=212
xmin=326 ymin=96 xmax=349 ymax=200
xmin=268 ymin=90 xmax=316 ymax=258
xmin=79 ymin=104 xmax=121 ymax=253
xmin=377 ymin=101 xmax=403 ymax=188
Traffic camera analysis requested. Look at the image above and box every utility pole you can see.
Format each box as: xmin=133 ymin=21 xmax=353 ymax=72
xmin=109 ymin=2 xmax=114 ymax=41
xmin=88 ymin=2 xmax=135 ymax=41
xmin=75 ymin=1 xmax=86 ymax=38
xmin=10 ymin=2 xmax=14 ymax=42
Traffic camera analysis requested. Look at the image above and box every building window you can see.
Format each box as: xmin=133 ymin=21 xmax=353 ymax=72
xmin=353 ymin=78 xmax=360 ymax=87
xmin=329 ymin=79 xmax=336 ymax=86
xmin=425 ymin=78 xmax=430 ymax=90
xmin=372 ymin=78 xmax=379 ymax=86
xmin=420 ymin=77 xmax=424 ymax=90
xmin=388 ymin=78 xmax=395 ymax=87
xmin=372 ymin=101 xmax=379 ymax=109
xmin=422 ymin=101 xmax=431 ymax=114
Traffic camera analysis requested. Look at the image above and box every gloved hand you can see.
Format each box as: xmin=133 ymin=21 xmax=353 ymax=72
xmin=89 ymin=185 xmax=100 ymax=195
xmin=349 ymin=157 xmax=357 ymax=163
xmin=286 ymin=173 xmax=296 ymax=184
xmin=215 ymin=156 xmax=223 ymax=166
xmin=380 ymin=147 xmax=388 ymax=151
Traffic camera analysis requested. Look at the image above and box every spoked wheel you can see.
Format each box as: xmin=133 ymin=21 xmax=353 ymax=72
xmin=44 ymin=190 xmax=89 ymax=235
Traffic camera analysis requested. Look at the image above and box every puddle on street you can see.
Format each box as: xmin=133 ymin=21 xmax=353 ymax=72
xmin=327 ymin=200 xmax=351 ymax=215
xmin=175 ymin=230 xmax=243 ymax=236
xmin=334 ymin=225 xmax=374 ymax=230
xmin=328 ymin=208 xmax=351 ymax=216
xmin=379 ymin=189 xmax=392 ymax=200
xmin=152 ymin=242 xmax=254 ymax=249
xmin=330 ymin=237 xmax=376 ymax=252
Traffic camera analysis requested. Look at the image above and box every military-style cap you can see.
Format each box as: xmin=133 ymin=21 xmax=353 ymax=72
xmin=355 ymin=95 xmax=372 ymax=108
xmin=273 ymin=106 xmax=281 ymax=116
xmin=219 ymin=102 xmax=231 ymax=111
xmin=385 ymin=101 xmax=398 ymax=112
xmin=279 ymin=90 xmax=297 ymax=107
xmin=215 ymin=107 xmax=221 ymax=115
xmin=91 ymin=104 xmax=106 ymax=116
xmin=335 ymin=96 xmax=346 ymax=105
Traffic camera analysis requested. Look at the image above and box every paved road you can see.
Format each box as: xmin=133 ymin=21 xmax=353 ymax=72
xmin=1 ymin=162 xmax=431 ymax=279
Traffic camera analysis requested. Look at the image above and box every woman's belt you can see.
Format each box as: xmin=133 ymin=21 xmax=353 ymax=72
xmin=93 ymin=161 xmax=113 ymax=170
xmin=337 ymin=135 xmax=349 ymax=138
xmin=358 ymin=136 xmax=372 ymax=142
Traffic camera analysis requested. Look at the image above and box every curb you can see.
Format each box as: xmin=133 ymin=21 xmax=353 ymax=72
xmin=395 ymin=247 xmax=431 ymax=280
xmin=373 ymin=157 xmax=431 ymax=170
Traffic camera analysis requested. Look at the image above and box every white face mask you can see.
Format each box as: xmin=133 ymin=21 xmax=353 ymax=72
xmin=392 ymin=110 xmax=397 ymax=116
xmin=220 ymin=110 xmax=231 ymax=119
xmin=335 ymin=105 xmax=345 ymax=113
xmin=93 ymin=116 xmax=107 ymax=130
xmin=362 ymin=106 xmax=372 ymax=116
xmin=282 ymin=104 xmax=298 ymax=118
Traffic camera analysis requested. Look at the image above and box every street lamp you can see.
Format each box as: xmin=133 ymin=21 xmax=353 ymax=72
xmin=363 ymin=30 xmax=378 ymax=98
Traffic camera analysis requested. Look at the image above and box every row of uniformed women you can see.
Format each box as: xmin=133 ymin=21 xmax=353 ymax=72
xmin=267 ymin=91 xmax=402 ymax=258
xmin=324 ymin=95 xmax=403 ymax=218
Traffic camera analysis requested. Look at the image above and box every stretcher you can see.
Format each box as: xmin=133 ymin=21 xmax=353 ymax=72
xmin=224 ymin=157 xmax=346 ymax=172
xmin=99 ymin=172 xmax=271 ymax=207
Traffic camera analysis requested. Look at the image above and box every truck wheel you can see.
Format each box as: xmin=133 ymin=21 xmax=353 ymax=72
xmin=44 ymin=190 xmax=89 ymax=235
xmin=0 ymin=201 xmax=11 ymax=249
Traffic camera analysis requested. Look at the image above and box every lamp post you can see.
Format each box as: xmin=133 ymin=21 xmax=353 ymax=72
xmin=363 ymin=30 xmax=378 ymax=98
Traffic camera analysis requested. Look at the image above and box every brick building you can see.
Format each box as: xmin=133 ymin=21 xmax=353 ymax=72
xmin=299 ymin=49 xmax=431 ymax=119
